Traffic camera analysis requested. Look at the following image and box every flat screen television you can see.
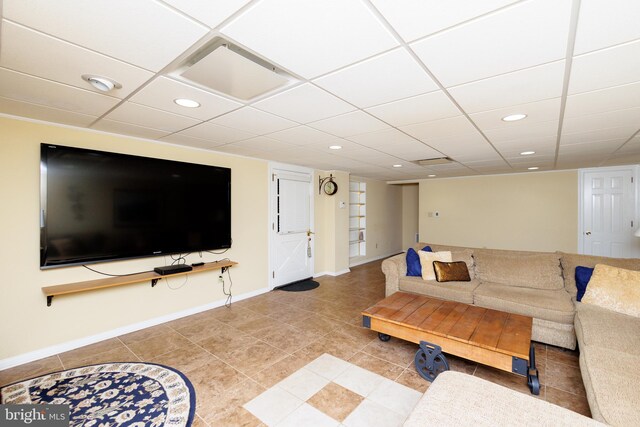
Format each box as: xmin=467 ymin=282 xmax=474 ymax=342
xmin=40 ymin=144 xmax=231 ymax=268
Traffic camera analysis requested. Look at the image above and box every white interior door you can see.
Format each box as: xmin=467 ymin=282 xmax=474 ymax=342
xmin=271 ymin=169 xmax=313 ymax=287
xmin=582 ymin=169 xmax=635 ymax=257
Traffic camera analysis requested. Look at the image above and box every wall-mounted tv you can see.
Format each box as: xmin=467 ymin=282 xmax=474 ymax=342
xmin=40 ymin=144 xmax=231 ymax=268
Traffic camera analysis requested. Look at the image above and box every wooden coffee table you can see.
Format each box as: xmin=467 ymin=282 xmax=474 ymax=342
xmin=362 ymin=292 xmax=540 ymax=394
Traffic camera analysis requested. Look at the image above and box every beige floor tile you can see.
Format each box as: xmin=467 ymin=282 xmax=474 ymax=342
xmin=0 ymin=356 xmax=63 ymax=387
xmin=63 ymin=345 xmax=140 ymax=369
xmin=546 ymin=386 xmax=592 ymax=417
xmin=259 ymin=324 xmax=321 ymax=354
xmin=202 ymin=379 xmax=266 ymax=424
xmin=197 ymin=328 xmax=255 ymax=359
xmin=118 ymin=324 xmax=173 ymax=346
xmin=171 ymin=317 xmax=229 ymax=342
xmin=58 ymin=338 xmax=125 ymax=367
xmin=223 ymin=341 xmax=288 ymax=375
xmin=348 ymin=352 xmax=404 ymax=381
xmin=545 ymin=361 xmax=586 ymax=396
xmin=250 ymin=354 xmax=309 ymax=388
xmin=394 ymin=368 xmax=431 ymax=393
xmin=126 ymin=330 xmax=192 ymax=360
xmin=149 ymin=343 xmax=216 ymax=373
xmin=547 ymin=344 xmax=580 ymax=368
xmin=361 ymin=337 xmax=417 ymax=368
xmin=308 ymin=382 xmax=363 ymax=422
xmin=207 ymin=407 xmax=265 ymax=427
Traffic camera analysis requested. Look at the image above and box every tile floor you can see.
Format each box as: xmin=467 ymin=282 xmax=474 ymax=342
xmin=0 ymin=260 xmax=591 ymax=426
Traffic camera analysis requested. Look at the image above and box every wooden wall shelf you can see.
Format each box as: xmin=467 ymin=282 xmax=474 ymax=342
xmin=42 ymin=260 xmax=237 ymax=306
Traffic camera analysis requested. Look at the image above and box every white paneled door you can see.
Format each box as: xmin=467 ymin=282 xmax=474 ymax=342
xmin=271 ymin=168 xmax=314 ymax=288
xmin=581 ymin=168 xmax=636 ymax=258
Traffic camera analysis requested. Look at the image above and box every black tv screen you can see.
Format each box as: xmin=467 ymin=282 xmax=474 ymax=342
xmin=40 ymin=144 xmax=231 ymax=268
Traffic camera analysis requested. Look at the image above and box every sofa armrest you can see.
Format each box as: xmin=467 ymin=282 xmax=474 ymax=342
xmin=381 ymin=253 xmax=407 ymax=296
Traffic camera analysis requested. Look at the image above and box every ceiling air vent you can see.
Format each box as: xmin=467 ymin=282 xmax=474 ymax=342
xmin=415 ymin=157 xmax=453 ymax=166
xmin=171 ymin=38 xmax=296 ymax=101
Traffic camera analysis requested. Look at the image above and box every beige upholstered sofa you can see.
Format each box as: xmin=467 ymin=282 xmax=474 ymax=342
xmin=383 ymin=244 xmax=640 ymax=426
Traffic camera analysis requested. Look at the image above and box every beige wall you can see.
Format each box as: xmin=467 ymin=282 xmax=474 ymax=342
xmin=401 ymin=184 xmax=419 ymax=249
xmin=350 ymin=177 xmax=403 ymax=265
xmin=0 ymin=117 xmax=269 ymax=361
xmin=314 ymin=170 xmax=350 ymax=274
xmin=419 ymin=171 xmax=578 ymax=252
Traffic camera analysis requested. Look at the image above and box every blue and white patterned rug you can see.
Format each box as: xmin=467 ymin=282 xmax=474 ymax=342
xmin=0 ymin=362 xmax=195 ymax=427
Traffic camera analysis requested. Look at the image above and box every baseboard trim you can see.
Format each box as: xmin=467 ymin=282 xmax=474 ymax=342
xmin=313 ymin=268 xmax=351 ymax=278
xmin=0 ymin=287 xmax=270 ymax=371
xmin=348 ymin=252 xmax=401 ymax=268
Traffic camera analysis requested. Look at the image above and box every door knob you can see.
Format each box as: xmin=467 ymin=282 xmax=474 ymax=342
xmin=585 ymin=231 xmax=591 ymax=235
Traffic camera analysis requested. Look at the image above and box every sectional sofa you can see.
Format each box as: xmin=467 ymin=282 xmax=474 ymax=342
xmin=382 ymin=243 xmax=640 ymax=426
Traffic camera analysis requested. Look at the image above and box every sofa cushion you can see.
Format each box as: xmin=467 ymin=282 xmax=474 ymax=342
xmin=474 ymin=249 xmax=563 ymax=290
xmin=580 ymin=346 xmax=640 ymax=426
xmin=399 ymin=276 xmax=479 ymax=304
xmin=581 ymin=264 xmax=640 ymax=318
xmin=418 ymin=250 xmax=451 ymax=281
xmin=474 ymin=282 xmax=574 ymax=324
xmin=560 ymin=252 xmax=640 ymax=298
xmin=575 ymin=302 xmax=640 ymax=356
xmin=404 ymin=371 xmax=604 ymax=427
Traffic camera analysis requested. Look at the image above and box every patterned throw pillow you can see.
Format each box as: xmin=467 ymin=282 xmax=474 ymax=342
xmin=418 ymin=250 xmax=452 ymax=281
xmin=406 ymin=246 xmax=432 ymax=276
xmin=582 ymin=264 xmax=640 ymax=317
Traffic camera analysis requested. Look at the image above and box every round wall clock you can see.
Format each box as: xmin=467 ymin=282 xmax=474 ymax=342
xmin=323 ymin=180 xmax=338 ymax=196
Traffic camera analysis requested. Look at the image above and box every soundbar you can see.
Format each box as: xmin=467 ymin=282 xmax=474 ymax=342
xmin=154 ymin=264 xmax=193 ymax=275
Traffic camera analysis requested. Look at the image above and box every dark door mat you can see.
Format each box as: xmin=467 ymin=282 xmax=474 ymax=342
xmin=277 ymin=279 xmax=320 ymax=292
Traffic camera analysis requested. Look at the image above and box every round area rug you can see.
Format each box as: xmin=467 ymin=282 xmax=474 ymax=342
xmin=0 ymin=362 xmax=195 ymax=427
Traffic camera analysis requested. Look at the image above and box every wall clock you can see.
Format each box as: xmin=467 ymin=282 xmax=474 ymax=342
xmin=319 ymin=174 xmax=338 ymax=196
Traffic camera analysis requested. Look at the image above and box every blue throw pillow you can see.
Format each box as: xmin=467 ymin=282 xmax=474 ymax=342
xmin=575 ymin=266 xmax=594 ymax=302
xmin=406 ymin=246 xmax=433 ymax=277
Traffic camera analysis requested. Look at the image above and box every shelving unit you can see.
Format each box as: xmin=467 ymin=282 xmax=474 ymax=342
xmin=349 ymin=181 xmax=366 ymax=258
xmin=41 ymin=260 xmax=237 ymax=306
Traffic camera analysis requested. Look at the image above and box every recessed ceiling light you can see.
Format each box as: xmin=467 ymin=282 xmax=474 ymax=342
xmin=528 ymin=167 xmax=539 ymax=170
xmin=520 ymin=151 xmax=536 ymax=156
xmin=502 ymin=113 xmax=527 ymax=122
xmin=81 ymin=74 xmax=121 ymax=92
xmin=174 ymin=98 xmax=200 ymax=108
xmin=392 ymin=164 xmax=402 ymax=168
xmin=329 ymin=145 xmax=342 ymax=150
xmin=428 ymin=174 xmax=436 ymax=178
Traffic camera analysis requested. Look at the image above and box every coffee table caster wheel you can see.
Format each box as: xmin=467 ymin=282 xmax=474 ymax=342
xmin=378 ymin=333 xmax=391 ymax=342
xmin=415 ymin=341 xmax=449 ymax=382
xmin=528 ymin=369 xmax=540 ymax=395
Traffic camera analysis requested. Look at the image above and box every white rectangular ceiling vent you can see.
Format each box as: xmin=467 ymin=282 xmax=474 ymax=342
xmin=415 ymin=157 xmax=453 ymax=166
xmin=172 ymin=38 xmax=296 ymax=101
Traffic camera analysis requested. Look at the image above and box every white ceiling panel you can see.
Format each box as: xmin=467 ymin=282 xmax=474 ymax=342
xmin=470 ymin=98 xmax=561 ymax=131
xmin=410 ymin=0 xmax=571 ymax=87
xmin=562 ymin=108 xmax=640 ymax=135
xmin=3 ymin=0 xmax=208 ymax=72
xmin=573 ymin=0 xmax=640 ymax=55
xmin=0 ymin=21 xmax=153 ymax=99
xmin=314 ymin=48 xmax=438 ymax=108
xmin=221 ymin=0 xmax=398 ymax=79
xmin=366 ymin=90 xmax=460 ymax=127
xmin=347 ymin=129 xmax=418 ymax=148
xmin=0 ymin=68 xmax=119 ymax=116
xmin=178 ymin=121 xmax=256 ymax=144
xmin=370 ymin=0 xmax=519 ymax=43
xmin=569 ymin=40 xmax=640 ymax=95
xmin=483 ymin=120 xmax=558 ymax=144
xmin=0 ymin=96 xmax=97 ymax=127
xmin=92 ymin=119 xmax=170 ymax=140
xmin=160 ymin=133 xmax=228 ymax=149
xmin=162 ymin=0 xmax=251 ymax=28
xmin=253 ymin=84 xmax=355 ymax=123
xmin=400 ymin=115 xmax=479 ymax=142
xmin=448 ymin=61 xmax=565 ymax=113
xmin=211 ymin=107 xmax=297 ymax=134
xmin=561 ymin=126 xmax=637 ymax=146
xmin=103 ymin=102 xmax=200 ymax=132
xmin=506 ymin=154 xmax=556 ymax=165
xmin=213 ymin=144 xmax=266 ymax=158
xmin=309 ymin=111 xmax=390 ymax=137
xmin=231 ymin=136 xmax=296 ymax=151
xmin=559 ymin=139 xmax=624 ymax=155
xmin=564 ymin=82 xmax=640 ymax=118
xmin=266 ymin=126 xmax=339 ymax=146
xmin=492 ymin=136 xmax=557 ymax=151
xmin=130 ymin=77 xmax=242 ymax=120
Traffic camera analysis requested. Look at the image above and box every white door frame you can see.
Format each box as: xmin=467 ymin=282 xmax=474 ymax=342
xmin=268 ymin=162 xmax=315 ymax=290
xmin=578 ymin=165 xmax=639 ymax=255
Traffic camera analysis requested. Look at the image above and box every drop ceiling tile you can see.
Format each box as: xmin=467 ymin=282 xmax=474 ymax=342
xmin=562 ymin=108 xmax=640 ymax=135
xmin=309 ymin=111 xmax=390 ymax=137
xmin=601 ymin=153 xmax=640 ymax=167
xmin=400 ymin=115 xmax=478 ymax=142
xmin=491 ymin=135 xmax=557 ymax=150
xmin=0 ymin=68 xmax=119 ymax=116
xmin=617 ymin=136 xmax=640 ymax=153
xmin=501 ymin=147 xmax=556 ymax=159
xmin=370 ymin=0 xmax=519 ymax=43
xmin=211 ymin=107 xmax=297 ymax=134
xmin=266 ymin=126 xmax=339 ymax=146
xmin=561 ymin=126 xmax=636 ymax=145
xmin=410 ymin=0 xmax=571 ymax=87
xmin=92 ymin=119 xmax=170 ymax=140
xmin=314 ymin=48 xmax=438 ymax=108
xmin=305 ymin=139 xmax=363 ymax=153
xmin=162 ymin=0 xmax=251 ymax=28
xmin=0 ymin=20 xmax=153 ymax=99
xmin=366 ymin=90 xmax=460 ymax=127
xmin=347 ymin=129 xmax=418 ymax=148
xmin=448 ymin=61 xmax=565 ymax=113
xmin=3 ymin=0 xmax=208 ymax=72
xmin=559 ymin=139 xmax=623 ymax=155
xmin=179 ymin=121 xmax=256 ymax=144
xmin=569 ymin=40 xmax=640 ymax=95
xmin=469 ymin=98 xmax=561 ymax=131
xmin=104 ymin=102 xmax=200 ymax=132
xmin=130 ymin=77 xmax=242 ymax=120
xmin=506 ymin=154 xmax=556 ymax=165
xmin=213 ymin=144 xmax=267 ymax=158
xmin=232 ymin=136 xmax=296 ymax=151
xmin=574 ymin=0 xmax=640 ymax=55
xmin=483 ymin=120 xmax=558 ymax=144
xmin=564 ymin=82 xmax=640 ymax=118
xmin=0 ymin=96 xmax=97 ymax=127
xmin=221 ymin=0 xmax=398 ymax=79
xmin=253 ymin=84 xmax=355 ymax=123
xmin=160 ymin=133 xmax=228 ymax=149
